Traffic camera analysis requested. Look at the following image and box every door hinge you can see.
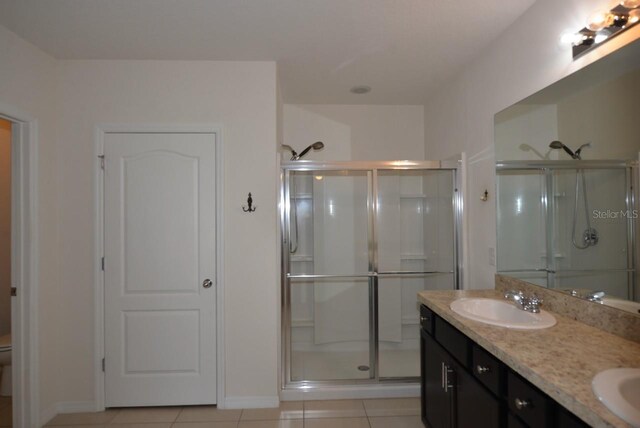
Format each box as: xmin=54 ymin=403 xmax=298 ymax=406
xmin=102 ymin=358 xmax=105 ymax=372
xmin=98 ymin=155 xmax=105 ymax=170
xmin=11 ymin=287 xmax=17 ymax=297
xmin=101 ymin=257 xmax=105 ymax=271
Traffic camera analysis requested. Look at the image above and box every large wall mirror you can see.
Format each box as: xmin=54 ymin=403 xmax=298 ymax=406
xmin=494 ymin=38 xmax=640 ymax=315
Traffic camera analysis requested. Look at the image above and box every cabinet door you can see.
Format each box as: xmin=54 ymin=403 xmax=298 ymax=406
xmin=455 ymin=357 xmax=503 ymax=428
xmin=422 ymin=331 xmax=453 ymax=428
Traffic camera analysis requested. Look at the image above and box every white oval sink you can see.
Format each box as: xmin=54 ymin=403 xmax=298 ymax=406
xmin=450 ymin=298 xmax=557 ymax=330
xmin=592 ymin=368 xmax=640 ymax=427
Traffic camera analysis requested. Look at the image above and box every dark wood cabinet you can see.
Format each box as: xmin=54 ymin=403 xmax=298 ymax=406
xmin=421 ymin=325 xmax=502 ymax=428
xmin=420 ymin=305 xmax=590 ymax=428
xmin=422 ymin=331 xmax=455 ymax=428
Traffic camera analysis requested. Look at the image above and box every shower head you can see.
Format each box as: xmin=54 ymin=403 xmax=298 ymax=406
xmin=574 ymin=143 xmax=592 ymax=159
xmin=280 ymin=144 xmax=297 ymax=159
xmin=296 ymin=141 xmax=324 ymax=160
xmin=549 ymin=141 xmax=577 ymax=159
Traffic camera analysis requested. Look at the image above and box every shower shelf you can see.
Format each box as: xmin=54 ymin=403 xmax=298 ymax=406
xmin=291 ymin=255 xmax=314 ymax=262
xmin=400 ymin=193 xmax=427 ymax=199
xmin=400 ymin=254 xmax=427 ymax=260
xmin=290 ymin=193 xmax=313 ymax=199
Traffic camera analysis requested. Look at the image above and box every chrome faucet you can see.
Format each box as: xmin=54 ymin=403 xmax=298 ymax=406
xmin=504 ymin=290 xmax=543 ymax=313
xmin=585 ymin=291 xmax=605 ymax=303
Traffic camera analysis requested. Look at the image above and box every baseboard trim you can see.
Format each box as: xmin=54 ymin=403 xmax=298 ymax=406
xmin=40 ymin=404 xmax=59 ymax=427
xmin=223 ymin=396 xmax=280 ymax=409
xmin=56 ymin=401 xmax=97 ymax=413
xmin=280 ymin=383 xmax=420 ymax=401
xmin=41 ymin=401 xmax=98 ymax=425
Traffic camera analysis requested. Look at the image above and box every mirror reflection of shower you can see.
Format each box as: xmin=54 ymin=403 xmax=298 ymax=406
xmin=284 ymin=142 xmax=325 ymax=253
xmin=548 ymin=141 xmax=599 ymax=249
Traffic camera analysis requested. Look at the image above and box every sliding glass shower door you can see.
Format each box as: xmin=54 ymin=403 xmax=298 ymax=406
xmin=287 ymin=170 xmax=372 ymax=381
xmin=281 ymin=161 xmax=460 ymax=388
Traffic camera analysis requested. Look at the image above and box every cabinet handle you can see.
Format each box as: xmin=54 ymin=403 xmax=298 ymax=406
xmin=444 ymin=364 xmax=454 ymax=393
xmin=514 ymin=398 xmax=531 ymax=410
xmin=441 ymin=362 xmax=445 ymax=389
xmin=476 ymin=365 xmax=490 ymax=375
xmin=420 ymin=315 xmax=429 ymax=323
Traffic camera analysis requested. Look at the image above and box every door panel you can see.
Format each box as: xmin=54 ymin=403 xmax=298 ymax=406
xmin=104 ymin=132 xmax=216 ymax=407
xmin=122 ymin=152 xmax=199 ymax=294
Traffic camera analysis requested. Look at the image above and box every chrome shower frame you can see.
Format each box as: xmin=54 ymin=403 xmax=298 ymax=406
xmin=279 ymin=159 xmax=464 ymax=394
xmin=495 ymin=159 xmax=637 ymax=300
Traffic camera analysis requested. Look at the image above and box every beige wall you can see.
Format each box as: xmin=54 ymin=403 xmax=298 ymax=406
xmin=2 ymin=23 xmax=281 ymax=418
xmin=284 ymin=104 xmax=424 ymax=161
xmin=423 ymin=0 xmax=640 ymax=290
xmin=0 ymin=24 xmax=60 ymax=420
xmin=55 ymin=60 xmax=279 ymax=406
xmin=0 ymin=119 xmax=10 ymax=337
xmin=557 ymin=69 xmax=640 ymax=160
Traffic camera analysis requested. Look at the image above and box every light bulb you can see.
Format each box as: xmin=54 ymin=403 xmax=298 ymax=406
xmin=587 ymin=10 xmax=612 ymax=31
xmin=560 ymin=31 xmax=586 ymax=46
xmin=629 ymin=9 xmax=640 ymax=23
xmin=594 ymin=30 xmax=611 ymax=43
xmin=621 ymin=0 xmax=640 ymax=8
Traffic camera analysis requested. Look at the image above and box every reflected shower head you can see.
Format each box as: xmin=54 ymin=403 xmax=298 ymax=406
xmin=549 ymin=141 xmax=577 ymax=159
xmin=296 ymin=141 xmax=324 ymax=160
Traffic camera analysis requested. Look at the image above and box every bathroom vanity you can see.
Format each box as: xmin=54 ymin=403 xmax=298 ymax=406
xmin=418 ymin=289 xmax=640 ymax=428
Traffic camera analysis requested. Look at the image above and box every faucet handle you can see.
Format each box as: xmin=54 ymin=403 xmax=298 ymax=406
xmin=504 ymin=289 xmax=524 ymax=300
xmin=526 ymin=294 xmax=543 ymax=313
xmin=529 ymin=294 xmax=542 ymax=303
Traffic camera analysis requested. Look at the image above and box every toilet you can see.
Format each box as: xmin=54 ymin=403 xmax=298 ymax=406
xmin=0 ymin=334 xmax=11 ymax=396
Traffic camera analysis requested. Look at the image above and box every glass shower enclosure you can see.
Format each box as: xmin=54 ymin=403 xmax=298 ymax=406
xmin=280 ymin=160 xmax=462 ymax=390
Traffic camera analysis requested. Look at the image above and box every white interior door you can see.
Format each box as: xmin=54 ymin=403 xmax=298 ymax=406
xmin=104 ymin=132 xmax=216 ymax=407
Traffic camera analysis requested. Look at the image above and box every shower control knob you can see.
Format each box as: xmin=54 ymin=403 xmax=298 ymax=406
xmin=202 ymin=279 xmax=213 ymax=289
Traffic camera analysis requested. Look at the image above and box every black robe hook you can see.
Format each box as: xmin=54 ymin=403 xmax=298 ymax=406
xmin=243 ymin=193 xmax=257 ymax=212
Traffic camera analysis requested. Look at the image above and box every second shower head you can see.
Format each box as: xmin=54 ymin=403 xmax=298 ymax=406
xmin=549 ymin=141 xmax=577 ymax=159
xmin=549 ymin=141 xmax=591 ymax=160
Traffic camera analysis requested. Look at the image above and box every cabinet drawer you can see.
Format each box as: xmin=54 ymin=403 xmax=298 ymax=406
xmin=435 ymin=316 xmax=470 ymax=369
xmin=455 ymin=358 xmax=503 ymax=428
xmin=556 ymin=406 xmax=590 ymax=428
xmin=508 ymin=371 xmax=553 ymax=428
xmin=420 ymin=305 xmax=434 ymax=335
xmin=472 ymin=344 xmax=505 ymax=397
xmin=507 ymin=413 xmax=528 ymax=428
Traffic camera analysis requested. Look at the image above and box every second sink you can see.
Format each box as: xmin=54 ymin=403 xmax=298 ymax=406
xmin=450 ymin=297 xmax=557 ymax=330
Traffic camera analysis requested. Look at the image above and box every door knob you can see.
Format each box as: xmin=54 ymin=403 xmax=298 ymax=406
xmin=202 ymin=279 xmax=213 ymax=289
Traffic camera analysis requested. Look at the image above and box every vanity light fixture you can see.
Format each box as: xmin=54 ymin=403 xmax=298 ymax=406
xmin=570 ymin=2 xmax=640 ymax=58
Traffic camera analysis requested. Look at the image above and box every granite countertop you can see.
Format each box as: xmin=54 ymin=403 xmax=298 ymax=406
xmin=418 ymin=289 xmax=640 ymax=428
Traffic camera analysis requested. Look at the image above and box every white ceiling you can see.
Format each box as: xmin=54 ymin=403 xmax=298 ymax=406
xmin=0 ymin=0 xmax=536 ymax=104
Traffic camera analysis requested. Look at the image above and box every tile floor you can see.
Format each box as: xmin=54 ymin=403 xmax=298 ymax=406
xmin=39 ymin=398 xmax=421 ymax=428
